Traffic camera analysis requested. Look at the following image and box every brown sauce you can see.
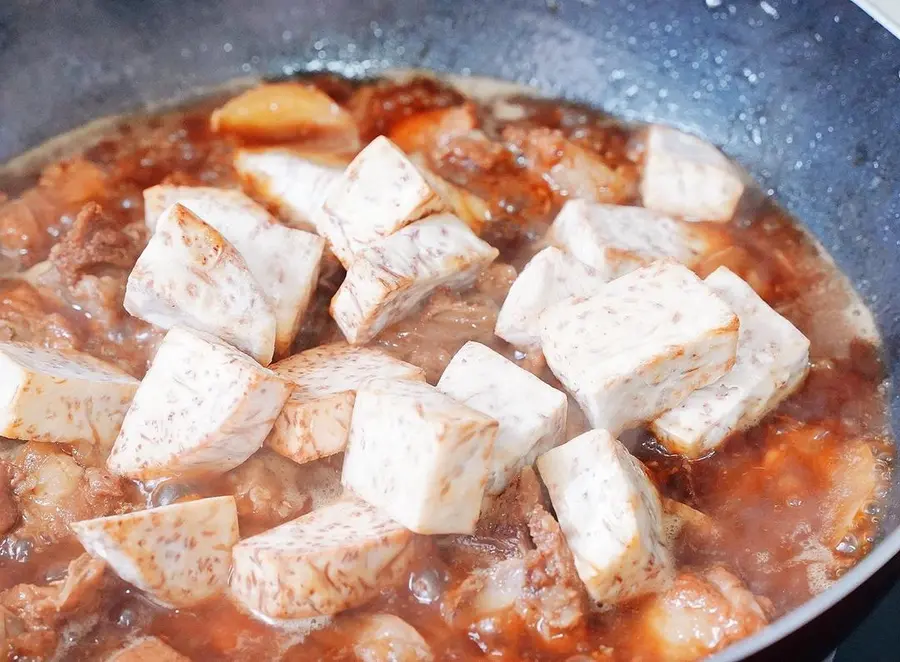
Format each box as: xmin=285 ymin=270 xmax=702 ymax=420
xmin=0 ymin=72 xmax=892 ymax=661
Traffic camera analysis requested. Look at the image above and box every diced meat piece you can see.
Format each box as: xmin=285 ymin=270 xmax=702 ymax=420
xmin=540 ymin=261 xmax=739 ymax=435
xmin=315 ymin=136 xmax=448 ymax=267
xmin=0 ymin=553 xmax=106 ymax=658
xmin=495 ymin=246 xmax=607 ymax=351
xmin=548 ymin=199 xmax=714 ymax=279
xmin=143 ymin=186 xmax=325 ymax=358
xmin=48 ymin=203 xmax=145 ymax=286
xmin=106 ymin=637 xmax=191 ymax=662
xmin=211 ymin=82 xmax=359 ymax=149
xmin=0 ymin=342 xmax=139 ymax=445
xmin=0 ymin=460 xmax=17 ymax=535
xmin=519 ymin=505 xmax=588 ymax=636
xmin=0 ymin=158 xmax=107 ymax=269
xmin=639 ymin=567 xmax=768 ymax=661
xmin=268 ymin=343 xmax=425 ymax=465
xmin=344 ymin=613 xmax=434 ymax=662
xmin=331 ymin=214 xmax=499 ymax=345
xmin=661 ymin=498 xmax=721 ymax=549
xmin=536 ymin=429 xmax=674 ymax=605
xmin=437 ymin=341 xmax=567 ymax=494
xmin=8 ymin=442 xmax=127 ymax=546
xmin=72 ymin=496 xmax=239 ymax=608
xmin=641 ymin=125 xmax=745 ymax=222
xmin=221 ymin=449 xmax=318 ymax=535
xmin=410 ymin=154 xmax=493 ymax=232
xmin=107 ymin=327 xmax=291 ymax=479
xmin=231 ymin=498 xmax=422 ymax=619
xmin=443 ymin=504 xmax=587 ymax=643
xmin=504 ymin=126 xmax=635 ymax=203
xmin=477 ymin=466 xmax=548 ymax=547
xmin=124 ymin=203 xmax=277 ymax=365
xmin=342 ymin=379 xmax=498 ymax=534
xmin=387 ymin=104 xmax=478 ymax=155
xmin=0 ymin=280 xmax=82 ymax=351
xmin=652 ymin=267 xmax=811 ymax=457
xmin=234 ymin=148 xmax=344 ymax=230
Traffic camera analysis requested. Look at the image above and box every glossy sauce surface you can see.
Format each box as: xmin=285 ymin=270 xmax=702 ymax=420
xmin=0 ymin=74 xmax=892 ymax=661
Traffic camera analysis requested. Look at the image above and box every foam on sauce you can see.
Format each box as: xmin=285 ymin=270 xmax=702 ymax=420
xmin=0 ymin=71 xmax=892 ymax=661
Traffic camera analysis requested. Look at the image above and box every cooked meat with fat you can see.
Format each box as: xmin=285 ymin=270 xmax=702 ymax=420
xmin=0 ymin=460 xmax=17 ymax=535
xmin=639 ymin=567 xmax=769 ymax=661
xmin=504 ymin=125 xmax=636 ymax=204
xmin=8 ymin=442 xmax=128 ymax=546
xmin=0 ymin=553 xmax=106 ymax=659
xmin=346 ymin=613 xmax=434 ymax=662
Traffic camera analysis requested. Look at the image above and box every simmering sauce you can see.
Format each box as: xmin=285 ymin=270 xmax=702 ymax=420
xmin=0 ymin=73 xmax=892 ymax=661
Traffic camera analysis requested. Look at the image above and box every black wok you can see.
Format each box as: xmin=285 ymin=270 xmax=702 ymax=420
xmin=0 ymin=0 xmax=898 ymax=659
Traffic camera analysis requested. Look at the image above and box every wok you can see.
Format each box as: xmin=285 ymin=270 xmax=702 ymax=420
xmin=1 ymin=0 xmax=898 ymax=659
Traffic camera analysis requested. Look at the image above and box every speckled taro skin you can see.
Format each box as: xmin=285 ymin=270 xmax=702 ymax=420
xmin=536 ymin=429 xmax=674 ymax=606
xmin=234 ymin=148 xmax=344 ymax=231
xmin=315 ymin=136 xmax=447 ymax=268
xmin=143 ymin=185 xmax=326 ymax=359
xmin=651 ymin=266 xmax=811 ymax=458
xmin=342 ymin=378 xmax=498 ymax=534
xmin=267 ymin=343 xmax=425 ymax=465
xmin=71 ymin=496 xmax=239 ymax=608
xmin=107 ymin=326 xmax=292 ymax=479
xmin=124 ymin=203 xmax=278 ymax=365
xmin=540 ymin=260 xmax=740 ymax=436
xmin=0 ymin=341 xmax=139 ymax=445
xmin=0 ymin=2 xmax=899 ymax=656
xmin=230 ymin=498 xmax=422 ymax=619
xmin=436 ymin=341 xmax=567 ymax=495
xmin=330 ymin=213 xmax=499 ymax=345
xmin=548 ymin=199 xmax=714 ymax=279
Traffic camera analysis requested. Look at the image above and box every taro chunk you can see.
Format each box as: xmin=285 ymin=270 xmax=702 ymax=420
xmin=268 ymin=343 xmax=425 ymax=465
xmin=652 ymin=267 xmax=810 ymax=458
xmin=143 ymin=186 xmax=325 ymax=358
xmin=330 ymin=214 xmax=499 ymax=345
xmin=540 ymin=261 xmax=739 ymax=435
xmin=494 ymin=246 xmax=607 ymax=351
xmin=342 ymin=379 xmax=498 ymax=534
xmin=641 ymin=125 xmax=745 ymax=222
xmin=536 ymin=430 xmax=674 ymax=605
xmin=548 ymin=199 xmax=714 ymax=279
xmin=107 ymin=327 xmax=291 ymax=479
xmin=0 ymin=343 xmax=138 ymax=446
xmin=437 ymin=341 xmax=567 ymax=494
xmin=72 ymin=496 xmax=239 ymax=608
xmin=234 ymin=148 xmax=344 ymax=231
xmin=316 ymin=136 xmax=447 ymax=267
xmin=124 ymin=203 xmax=277 ymax=365
xmin=231 ymin=498 xmax=422 ymax=619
